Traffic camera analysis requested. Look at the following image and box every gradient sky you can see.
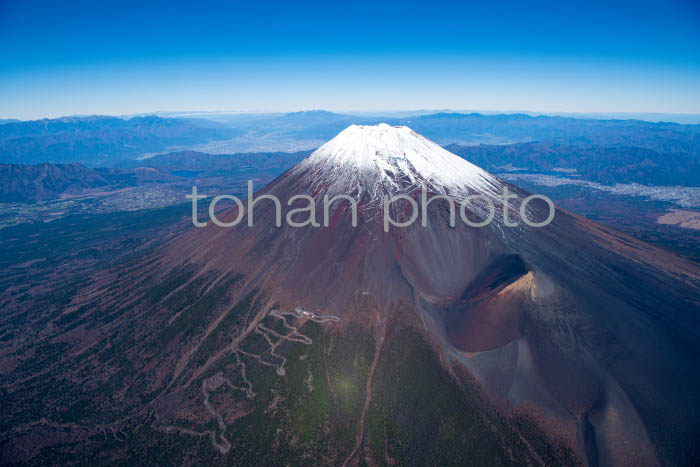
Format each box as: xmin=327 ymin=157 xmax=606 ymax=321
xmin=1 ymin=0 xmax=699 ymax=119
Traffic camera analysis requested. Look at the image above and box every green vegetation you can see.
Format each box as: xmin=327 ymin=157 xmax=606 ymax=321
xmin=365 ymin=313 xmax=552 ymax=466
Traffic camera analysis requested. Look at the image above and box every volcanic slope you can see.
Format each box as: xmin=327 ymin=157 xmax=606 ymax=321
xmin=1 ymin=124 xmax=699 ymax=466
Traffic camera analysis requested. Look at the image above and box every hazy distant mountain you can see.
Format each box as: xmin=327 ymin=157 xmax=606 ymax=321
xmin=0 ymin=163 xmax=110 ymax=202
xmin=207 ymin=110 xmax=700 ymax=166
xmin=135 ymin=149 xmax=311 ymax=174
xmin=201 ymin=110 xmax=700 ymax=150
xmin=221 ymin=110 xmax=383 ymax=141
xmin=0 ymin=162 xmax=182 ymax=203
xmin=224 ymin=111 xmax=700 ymax=186
xmin=448 ymin=141 xmax=700 ymax=186
xmin=2 ymin=111 xmax=699 ymax=188
xmin=399 ymin=112 xmax=700 ymax=150
xmin=280 ymin=109 xmax=350 ymax=123
xmin=0 ymin=149 xmax=311 ymax=203
xmin=0 ymin=115 xmax=242 ymax=166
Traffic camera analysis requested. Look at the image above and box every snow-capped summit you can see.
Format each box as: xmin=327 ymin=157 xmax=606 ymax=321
xmin=293 ymin=124 xmax=501 ymax=199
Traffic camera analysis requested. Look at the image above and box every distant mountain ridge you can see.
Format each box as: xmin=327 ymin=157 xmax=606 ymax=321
xmin=0 ymin=149 xmax=312 ymax=203
xmin=404 ymin=112 xmax=700 ymax=149
xmin=134 ymin=149 xmax=311 ymax=173
xmin=0 ymin=115 xmax=241 ymax=166
xmin=0 ymin=163 xmax=110 ymax=202
xmin=215 ymin=110 xmax=700 ymax=160
xmin=2 ymin=112 xmax=699 ymax=188
xmin=447 ymin=141 xmax=700 ymax=186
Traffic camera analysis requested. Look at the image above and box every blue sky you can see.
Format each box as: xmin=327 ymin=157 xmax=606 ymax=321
xmin=1 ymin=0 xmax=699 ymax=119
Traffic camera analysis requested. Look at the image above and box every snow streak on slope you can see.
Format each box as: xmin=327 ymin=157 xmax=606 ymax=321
xmin=293 ymin=124 xmax=501 ymax=200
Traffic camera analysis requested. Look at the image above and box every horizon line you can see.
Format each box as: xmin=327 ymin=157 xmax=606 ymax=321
xmin=4 ymin=108 xmax=700 ymax=125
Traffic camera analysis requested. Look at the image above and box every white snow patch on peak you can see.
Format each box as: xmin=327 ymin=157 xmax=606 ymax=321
xmin=295 ymin=123 xmax=501 ymax=199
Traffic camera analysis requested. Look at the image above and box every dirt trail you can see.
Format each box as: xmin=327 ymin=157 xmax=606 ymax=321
xmin=166 ymin=307 xmax=340 ymax=454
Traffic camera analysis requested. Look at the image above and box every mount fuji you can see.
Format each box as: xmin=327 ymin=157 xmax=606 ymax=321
xmin=2 ymin=125 xmax=699 ymax=466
